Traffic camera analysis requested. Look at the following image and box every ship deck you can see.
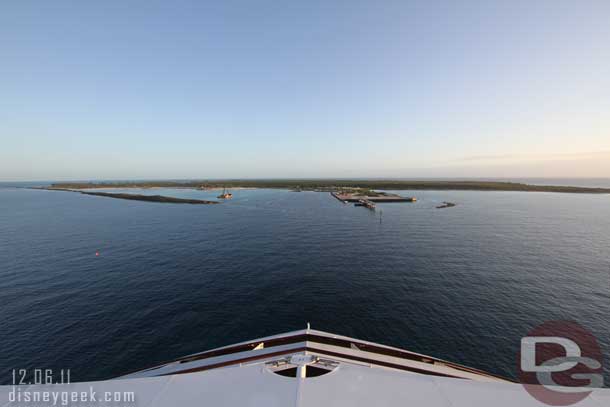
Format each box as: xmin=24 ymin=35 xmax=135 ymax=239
xmin=2 ymin=328 xmax=608 ymax=406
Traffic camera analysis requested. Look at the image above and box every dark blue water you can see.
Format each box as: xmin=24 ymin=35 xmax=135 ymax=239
xmin=1 ymin=186 xmax=609 ymax=384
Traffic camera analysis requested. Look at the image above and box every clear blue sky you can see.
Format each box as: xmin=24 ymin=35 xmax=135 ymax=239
xmin=2 ymin=0 xmax=610 ymax=181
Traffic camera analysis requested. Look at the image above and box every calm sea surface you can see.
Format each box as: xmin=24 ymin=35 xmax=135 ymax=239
xmin=0 ymin=185 xmax=609 ymax=384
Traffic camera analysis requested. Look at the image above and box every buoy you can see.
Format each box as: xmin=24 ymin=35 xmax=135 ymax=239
xmin=95 ymin=251 xmax=100 ymax=256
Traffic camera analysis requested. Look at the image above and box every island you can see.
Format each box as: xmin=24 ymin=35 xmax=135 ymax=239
xmin=45 ymin=179 xmax=610 ymax=194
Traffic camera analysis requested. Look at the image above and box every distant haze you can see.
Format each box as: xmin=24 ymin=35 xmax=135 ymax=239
xmin=2 ymin=1 xmax=610 ymax=181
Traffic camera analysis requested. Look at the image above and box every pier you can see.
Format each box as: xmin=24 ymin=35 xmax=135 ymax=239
xmin=331 ymin=191 xmax=416 ymax=203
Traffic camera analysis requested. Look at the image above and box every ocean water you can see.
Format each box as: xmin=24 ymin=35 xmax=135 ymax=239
xmin=0 ymin=186 xmax=609 ymax=384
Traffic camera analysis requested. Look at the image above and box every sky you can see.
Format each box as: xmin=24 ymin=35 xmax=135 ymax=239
xmin=1 ymin=0 xmax=610 ymax=181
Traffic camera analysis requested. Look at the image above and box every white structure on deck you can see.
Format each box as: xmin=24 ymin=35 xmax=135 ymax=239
xmin=2 ymin=328 xmax=608 ymax=406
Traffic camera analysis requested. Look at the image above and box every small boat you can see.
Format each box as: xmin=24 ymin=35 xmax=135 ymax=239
xmin=437 ymin=201 xmax=456 ymax=209
xmin=217 ymin=187 xmax=233 ymax=199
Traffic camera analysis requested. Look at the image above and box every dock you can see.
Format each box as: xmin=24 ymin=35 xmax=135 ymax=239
xmin=331 ymin=192 xmax=416 ymax=203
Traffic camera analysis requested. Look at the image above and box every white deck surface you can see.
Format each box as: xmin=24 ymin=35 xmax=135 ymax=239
xmin=2 ymin=359 xmax=608 ymax=406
